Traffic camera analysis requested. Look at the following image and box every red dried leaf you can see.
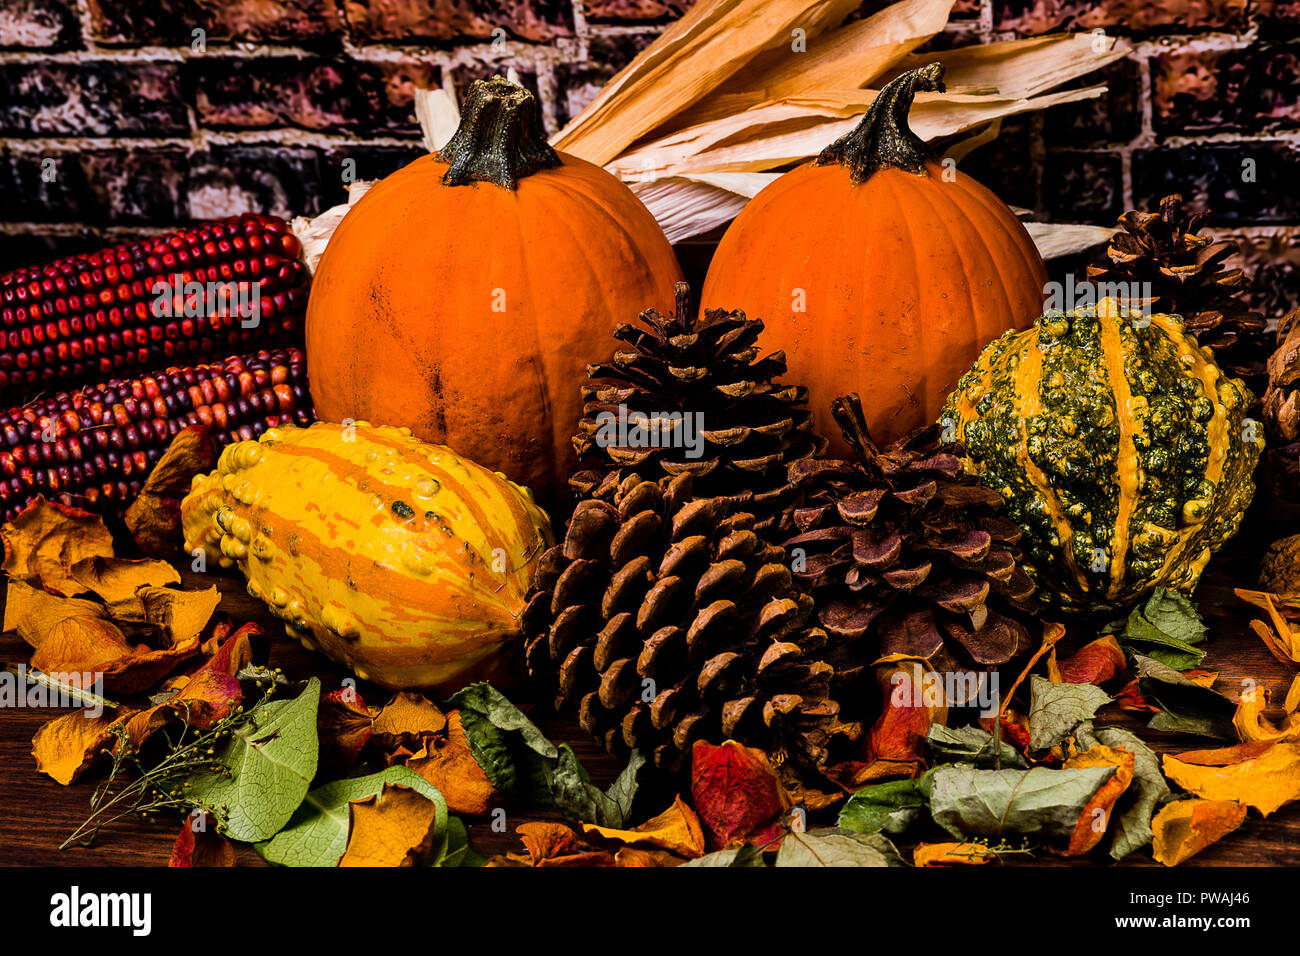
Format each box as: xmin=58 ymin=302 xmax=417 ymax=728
xmin=690 ymin=739 xmax=792 ymax=851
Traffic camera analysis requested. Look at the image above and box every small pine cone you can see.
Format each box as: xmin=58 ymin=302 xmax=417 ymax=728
xmin=1086 ymin=194 xmax=1269 ymax=397
xmin=783 ymin=394 xmax=1039 ymax=689
xmin=522 ymin=469 xmax=857 ymax=772
xmin=572 ymin=282 xmax=826 ymax=536
xmin=1262 ymin=308 xmax=1300 ymax=499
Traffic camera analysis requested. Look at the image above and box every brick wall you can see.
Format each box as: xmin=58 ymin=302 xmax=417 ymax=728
xmin=1 ymin=0 xmax=1296 ymax=315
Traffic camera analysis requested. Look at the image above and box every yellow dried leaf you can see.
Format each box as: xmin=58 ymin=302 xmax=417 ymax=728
xmin=370 ymin=691 xmax=447 ymax=751
xmin=1 ymin=496 xmax=115 ymax=596
xmin=1162 ymin=738 xmax=1300 ymax=817
xmin=134 ymin=585 xmax=221 ymax=644
xmin=582 ymin=795 xmax=706 ymax=859
xmin=913 ymin=842 xmax=997 ymax=866
xmin=31 ymin=615 xmax=200 ymax=694
xmin=1285 ymin=674 xmax=1300 ymax=717
xmin=1233 ymin=688 xmax=1300 ymax=743
xmin=339 ymin=783 xmax=441 ymax=867
xmin=31 ymin=710 xmax=118 ymax=784
xmin=3 ymin=580 xmax=106 ymax=647
xmin=615 ymin=846 xmax=686 ymax=867
xmin=405 ymin=711 xmax=499 ymax=817
xmin=69 ymin=556 xmax=181 ymax=617
xmin=1151 ymin=799 xmax=1248 ymax=866
xmin=125 ymin=425 xmax=218 ymax=558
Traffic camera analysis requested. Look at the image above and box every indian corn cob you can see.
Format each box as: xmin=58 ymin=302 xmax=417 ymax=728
xmin=0 ymin=348 xmax=312 ymax=521
xmin=0 ymin=214 xmax=307 ymax=407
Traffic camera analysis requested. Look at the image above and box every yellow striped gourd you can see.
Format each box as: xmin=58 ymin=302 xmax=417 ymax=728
xmin=181 ymin=421 xmax=553 ymax=691
xmin=941 ymin=299 xmax=1261 ymax=613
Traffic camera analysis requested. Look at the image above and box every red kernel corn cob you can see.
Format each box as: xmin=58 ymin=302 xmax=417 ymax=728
xmin=0 ymin=348 xmax=313 ymax=521
xmin=0 ymin=214 xmax=307 ymax=407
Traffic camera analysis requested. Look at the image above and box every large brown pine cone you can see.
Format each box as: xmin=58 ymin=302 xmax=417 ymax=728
xmin=522 ymin=469 xmax=860 ymax=773
xmin=782 ymin=394 xmax=1039 ymax=692
xmin=572 ymin=282 xmax=825 ymax=536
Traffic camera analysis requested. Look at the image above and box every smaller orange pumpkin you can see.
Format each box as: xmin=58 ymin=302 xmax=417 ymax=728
xmin=702 ymin=64 xmax=1048 ymax=456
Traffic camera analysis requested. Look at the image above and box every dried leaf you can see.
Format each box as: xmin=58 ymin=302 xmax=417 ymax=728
xmin=30 ymin=615 xmax=200 ymax=694
xmin=370 ymin=691 xmax=446 ymax=752
xmin=1236 ymin=589 xmax=1300 ymax=664
xmin=1028 ymin=675 xmax=1111 ymax=750
xmin=514 ymin=822 xmax=614 ymax=867
xmin=690 ymin=739 xmax=792 ymax=850
xmin=1075 ymin=724 xmax=1170 ymax=861
xmin=317 ymin=687 xmax=372 ymax=779
xmin=67 ymin=556 xmax=180 ymax=617
xmin=1135 ymin=655 xmax=1237 ymax=741
xmin=3 ymin=580 xmax=106 ymax=647
xmin=134 ymin=586 xmax=221 ymax=644
xmin=31 ymin=710 xmax=117 ymax=784
xmin=615 ymin=846 xmax=686 ymax=867
xmin=930 ymin=764 xmax=1117 ymax=843
xmin=926 ymin=724 xmax=1028 ymax=769
xmin=1163 ymin=738 xmax=1300 ymax=816
xmin=339 ymin=783 xmax=444 ymax=867
xmin=913 ymin=842 xmax=997 ymax=866
xmin=405 ymin=711 xmax=500 ymax=817
xmin=169 ymin=816 xmax=235 ymax=867
xmin=126 ymin=425 xmax=218 ymax=557
xmin=1001 ymin=622 xmax=1065 ymax=717
xmin=774 ymin=828 xmax=905 ymax=867
xmin=1 ymin=496 xmax=115 ymax=596
xmin=1060 ymin=744 xmax=1135 ymax=856
xmin=1118 ymin=589 xmax=1208 ymax=670
xmin=551 ymin=744 xmax=644 ymax=829
xmin=581 ymin=795 xmax=706 ymax=859
xmin=1049 ymin=635 xmax=1126 ymax=685
xmin=860 ymin=659 xmax=947 ymax=777
xmin=837 ymin=776 xmax=928 ymax=836
xmin=1151 ymin=799 xmax=1248 ymax=867
xmin=1233 ymin=687 xmax=1300 ymax=743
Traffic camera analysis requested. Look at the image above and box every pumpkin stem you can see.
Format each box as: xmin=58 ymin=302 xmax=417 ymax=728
xmin=815 ymin=63 xmax=945 ymax=184
xmin=673 ymin=281 xmax=695 ymax=328
xmin=437 ymin=77 xmax=561 ymax=190
xmin=830 ymin=394 xmax=882 ymax=471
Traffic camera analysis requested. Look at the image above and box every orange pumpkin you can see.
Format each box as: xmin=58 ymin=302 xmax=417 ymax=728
xmin=306 ymin=77 xmax=682 ymax=505
xmin=701 ymin=64 xmax=1047 ymax=455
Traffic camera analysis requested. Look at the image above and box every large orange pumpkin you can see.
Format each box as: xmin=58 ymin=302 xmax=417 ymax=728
xmin=306 ymin=77 xmax=682 ymax=506
xmin=701 ymin=64 xmax=1047 ymax=455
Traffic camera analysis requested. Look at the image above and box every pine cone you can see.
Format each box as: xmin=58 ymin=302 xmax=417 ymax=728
xmin=782 ymin=394 xmax=1039 ymax=689
xmin=522 ymin=469 xmax=859 ymax=773
xmin=1086 ymin=193 xmax=1268 ymax=397
xmin=1262 ymin=308 xmax=1300 ymax=499
xmin=572 ymin=282 xmax=826 ymax=536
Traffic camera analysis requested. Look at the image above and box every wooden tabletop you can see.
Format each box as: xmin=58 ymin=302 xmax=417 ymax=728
xmin=2 ymin=511 xmax=1299 ymax=867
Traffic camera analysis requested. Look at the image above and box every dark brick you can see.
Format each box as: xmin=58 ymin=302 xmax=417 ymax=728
xmin=449 ymin=61 xmax=539 ymax=102
xmin=951 ymin=0 xmax=982 ymax=15
xmin=953 ymin=118 xmax=1040 ymax=211
xmin=582 ymin=0 xmax=696 ymax=20
xmin=83 ymin=149 xmax=189 ymax=224
xmin=1256 ymin=0 xmax=1300 ymax=25
xmin=1045 ymin=56 xmax=1143 ymax=145
xmin=343 ymin=0 xmax=573 ymax=43
xmin=187 ymin=146 xmax=324 ymax=220
xmin=995 ymin=0 xmax=1248 ymax=35
xmin=320 ymin=145 xmax=427 ymax=205
xmin=1042 ymin=150 xmax=1124 ymax=224
xmin=0 ymin=62 xmax=188 ymax=137
xmin=1153 ymin=45 xmax=1300 ymax=134
xmin=1132 ymin=142 xmax=1300 ymax=224
xmin=5 ymin=150 xmax=94 ymax=222
xmin=555 ymin=32 xmax=657 ymax=127
xmin=0 ymin=0 xmax=79 ymax=49
xmin=1233 ymin=229 xmax=1300 ymax=318
xmin=88 ymin=0 xmax=344 ymax=44
xmin=357 ymin=60 xmax=441 ymax=135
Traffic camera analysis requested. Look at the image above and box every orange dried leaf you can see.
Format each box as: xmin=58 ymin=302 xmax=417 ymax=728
xmin=135 ymin=585 xmax=221 ymax=644
xmin=31 ymin=710 xmax=117 ymax=784
xmin=1 ymin=495 xmax=115 ymax=596
xmin=582 ymin=795 xmax=706 ymax=859
xmin=339 ymin=783 xmax=442 ymax=867
xmin=31 ymin=615 xmax=200 ymax=694
xmin=68 ymin=556 xmax=180 ymax=617
xmin=1162 ymin=738 xmax=1300 ymax=817
xmin=1052 ymin=635 xmax=1127 ymax=685
xmin=1151 ymin=799 xmax=1248 ymax=866
xmin=1061 ymin=744 xmax=1136 ymax=856
xmin=516 ymin=822 xmax=614 ymax=867
xmin=863 ymin=659 xmax=946 ymax=775
xmin=615 ymin=846 xmax=685 ymax=867
xmin=690 ymin=739 xmax=792 ymax=850
xmin=913 ymin=842 xmax=997 ymax=867
xmin=405 ymin=711 xmax=499 ymax=817
xmin=169 ymin=816 xmax=236 ymax=867
xmin=3 ymin=580 xmax=106 ymax=648
xmin=1232 ymin=688 xmax=1300 ymax=743
xmin=370 ymin=691 xmax=446 ymax=752
xmin=126 ymin=426 xmax=218 ymax=558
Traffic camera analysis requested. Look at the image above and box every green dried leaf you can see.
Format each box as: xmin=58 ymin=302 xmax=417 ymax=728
xmin=190 ymin=677 xmax=320 ymax=843
xmin=774 ymin=828 xmax=905 ymax=867
xmin=258 ymin=765 xmax=446 ymax=867
xmin=929 ymin=764 xmax=1116 ymax=841
xmin=1119 ymin=588 xmax=1207 ymax=669
xmin=680 ymin=844 xmax=766 ymax=867
xmin=1076 ymin=722 xmax=1171 ymax=861
xmin=1028 ymin=675 xmax=1111 ymax=750
xmin=1134 ymin=655 xmax=1236 ymax=741
xmin=926 ymin=724 xmax=1028 ymax=769
xmin=836 ymin=778 xmax=927 ymax=835
xmin=448 ymin=682 xmax=557 ymax=805
xmin=551 ymin=745 xmax=645 ymax=828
